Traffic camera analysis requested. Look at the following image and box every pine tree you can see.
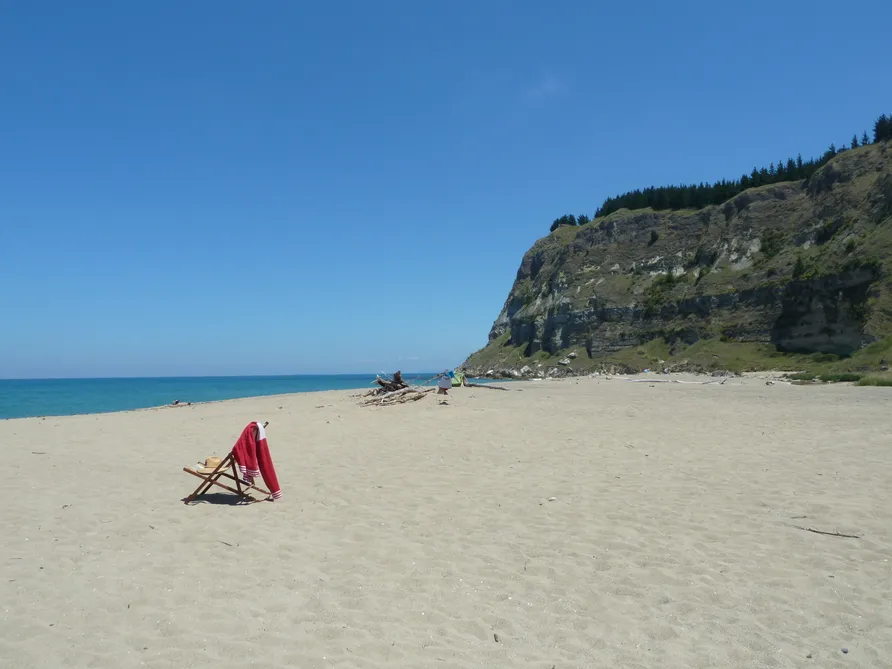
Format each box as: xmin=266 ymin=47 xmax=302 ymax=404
xmin=797 ymin=154 xmax=803 ymax=170
xmin=851 ymin=134 xmax=860 ymax=149
xmin=874 ymin=115 xmax=885 ymax=143
xmin=862 ymin=131 xmax=870 ymax=146
xmin=875 ymin=114 xmax=891 ymax=143
xmin=786 ymin=158 xmax=796 ymax=178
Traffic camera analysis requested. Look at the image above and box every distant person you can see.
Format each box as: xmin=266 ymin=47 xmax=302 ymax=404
xmin=437 ymin=373 xmax=451 ymax=395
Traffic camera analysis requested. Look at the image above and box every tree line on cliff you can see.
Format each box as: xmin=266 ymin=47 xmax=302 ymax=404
xmin=550 ymin=113 xmax=892 ymax=233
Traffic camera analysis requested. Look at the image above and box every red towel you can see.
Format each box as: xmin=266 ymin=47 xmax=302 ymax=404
xmin=231 ymin=421 xmax=282 ymax=500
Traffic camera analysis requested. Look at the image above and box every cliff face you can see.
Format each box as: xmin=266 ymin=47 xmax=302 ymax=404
xmin=465 ymin=142 xmax=892 ymax=376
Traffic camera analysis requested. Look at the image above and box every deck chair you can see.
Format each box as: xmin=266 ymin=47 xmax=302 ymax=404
xmin=182 ymin=422 xmax=271 ymax=504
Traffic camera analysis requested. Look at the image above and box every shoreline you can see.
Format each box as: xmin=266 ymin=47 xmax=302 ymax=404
xmin=0 ymin=375 xmax=509 ymax=422
xmin=1 ymin=368 xmax=872 ymax=422
xmin=0 ymin=386 xmax=366 ymax=422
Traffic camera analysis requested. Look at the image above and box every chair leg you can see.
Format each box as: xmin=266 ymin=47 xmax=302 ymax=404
xmin=231 ymin=460 xmax=243 ymax=494
xmin=220 ymin=459 xmax=270 ymax=496
xmin=183 ymin=454 xmax=250 ymax=503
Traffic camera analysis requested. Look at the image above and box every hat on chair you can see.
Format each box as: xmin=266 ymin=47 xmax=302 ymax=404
xmin=195 ymin=456 xmax=223 ymax=474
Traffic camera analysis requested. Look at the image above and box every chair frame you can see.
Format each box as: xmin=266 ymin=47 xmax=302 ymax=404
xmin=183 ymin=452 xmax=270 ymax=504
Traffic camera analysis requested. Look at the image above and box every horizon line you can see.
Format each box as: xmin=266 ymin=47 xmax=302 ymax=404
xmin=0 ymin=371 xmax=448 ymax=382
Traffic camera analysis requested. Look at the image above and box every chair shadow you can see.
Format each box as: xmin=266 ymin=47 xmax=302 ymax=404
xmin=183 ymin=492 xmax=263 ymax=506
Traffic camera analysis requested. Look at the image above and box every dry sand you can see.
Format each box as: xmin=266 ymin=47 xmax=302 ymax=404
xmin=1 ymin=375 xmax=890 ymax=668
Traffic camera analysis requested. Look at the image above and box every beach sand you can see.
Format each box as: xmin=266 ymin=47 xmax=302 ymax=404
xmin=1 ymin=375 xmax=890 ymax=668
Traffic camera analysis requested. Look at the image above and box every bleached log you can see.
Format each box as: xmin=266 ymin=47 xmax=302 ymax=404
xmin=463 ymin=382 xmax=514 ymax=391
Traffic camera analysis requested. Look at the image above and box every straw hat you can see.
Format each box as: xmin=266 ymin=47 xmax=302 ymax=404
xmin=195 ymin=456 xmax=223 ymax=474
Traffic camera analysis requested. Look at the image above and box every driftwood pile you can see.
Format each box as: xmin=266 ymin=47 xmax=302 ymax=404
xmin=359 ymin=370 xmax=516 ymax=407
xmin=359 ymin=371 xmax=433 ymax=407
xmin=374 ymin=370 xmax=408 ymax=393
xmin=360 ymin=385 xmax=435 ymax=407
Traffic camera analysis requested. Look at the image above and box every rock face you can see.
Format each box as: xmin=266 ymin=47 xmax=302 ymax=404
xmin=465 ymin=142 xmax=892 ymax=374
xmin=770 ymin=269 xmax=877 ymax=355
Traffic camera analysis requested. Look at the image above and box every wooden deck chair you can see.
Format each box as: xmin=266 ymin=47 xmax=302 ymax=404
xmin=182 ymin=422 xmax=271 ymax=504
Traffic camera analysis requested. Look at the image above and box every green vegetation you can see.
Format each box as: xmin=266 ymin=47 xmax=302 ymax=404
xmin=787 ymin=370 xmax=892 ymax=386
xmin=630 ymin=339 xmax=806 ymax=373
xmin=760 ymin=228 xmax=783 ymax=259
xmin=642 ymin=272 xmax=682 ymax=316
xmin=819 ymin=372 xmax=864 ymax=382
xmin=550 ymin=213 xmax=590 ymax=232
xmin=857 ymin=375 xmax=892 ymax=387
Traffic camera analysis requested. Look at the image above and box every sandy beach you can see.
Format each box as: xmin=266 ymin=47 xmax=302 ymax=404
xmin=1 ymin=375 xmax=890 ymax=668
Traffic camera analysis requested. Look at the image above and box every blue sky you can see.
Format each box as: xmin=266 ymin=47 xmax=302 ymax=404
xmin=2 ymin=1 xmax=890 ymax=378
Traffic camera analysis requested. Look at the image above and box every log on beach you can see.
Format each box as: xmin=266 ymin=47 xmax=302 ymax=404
xmin=463 ymin=381 xmax=515 ymax=391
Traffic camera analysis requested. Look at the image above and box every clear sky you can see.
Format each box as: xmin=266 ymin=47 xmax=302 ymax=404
xmin=2 ymin=1 xmax=890 ymax=378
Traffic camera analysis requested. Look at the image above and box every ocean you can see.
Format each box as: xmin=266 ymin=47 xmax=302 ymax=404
xmin=0 ymin=374 xmax=449 ymax=420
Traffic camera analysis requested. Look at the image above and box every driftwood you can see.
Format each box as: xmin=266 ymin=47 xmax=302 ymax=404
xmin=372 ymin=371 xmax=408 ymax=394
xmin=463 ymin=382 xmax=514 ymax=391
xmin=791 ymin=525 xmax=861 ymax=539
xmin=361 ymin=386 xmax=435 ymax=407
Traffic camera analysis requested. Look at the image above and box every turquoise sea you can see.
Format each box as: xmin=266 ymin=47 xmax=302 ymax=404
xmin=0 ymin=374 xmax=449 ymax=420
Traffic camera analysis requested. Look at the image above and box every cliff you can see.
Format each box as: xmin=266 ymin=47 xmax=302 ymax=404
xmin=464 ymin=142 xmax=892 ymax=377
